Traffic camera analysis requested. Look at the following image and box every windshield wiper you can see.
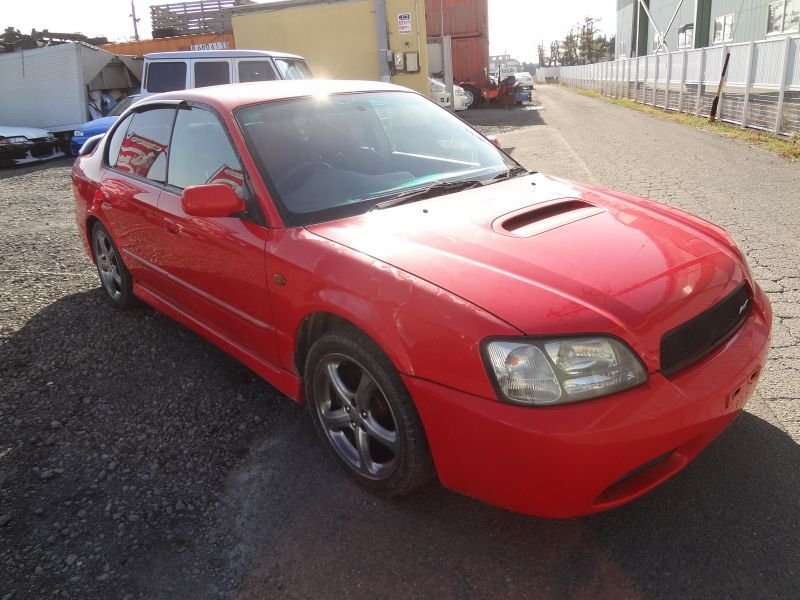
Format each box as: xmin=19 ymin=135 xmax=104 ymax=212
xmin=370 ymin=180 xmax=483 ymax=211
xmin=488 ymin=166 xmax=530 ymax=181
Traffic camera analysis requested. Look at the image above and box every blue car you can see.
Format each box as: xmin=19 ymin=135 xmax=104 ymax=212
xmin=70 ymin=95 xmax=140 ymax=156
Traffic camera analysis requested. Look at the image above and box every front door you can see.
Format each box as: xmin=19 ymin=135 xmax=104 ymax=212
xmin=153 ymin=104 xmax=279 ymax=365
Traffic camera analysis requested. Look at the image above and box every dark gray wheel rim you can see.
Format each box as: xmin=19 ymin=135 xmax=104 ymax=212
xmin=94 ymin=230 xmax=123 ymax=301
xmin=313 ymin=353 xmax=399 ymax=480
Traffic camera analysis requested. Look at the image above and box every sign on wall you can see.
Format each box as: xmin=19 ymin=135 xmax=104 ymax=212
xmin=397 ymin=13 xmax=412 ymax=34
xmin=191 ymin=41 xmax=229 ymax=51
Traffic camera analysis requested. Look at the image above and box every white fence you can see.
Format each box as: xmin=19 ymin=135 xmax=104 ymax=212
xmin=536 ymin=36 xmax=800 ymax=136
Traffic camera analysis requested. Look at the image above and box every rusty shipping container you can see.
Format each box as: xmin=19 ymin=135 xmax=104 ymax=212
xmin=100 ymin=32 xmax=235 ymax=56
xmin=425 ymin=0 xmax=489 ymax=85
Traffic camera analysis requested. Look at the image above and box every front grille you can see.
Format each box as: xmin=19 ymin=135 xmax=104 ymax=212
xmin=660 ymin=283 xmax=751 ymax=376
xmin=30 ymin=142 xmax=56 ymax=158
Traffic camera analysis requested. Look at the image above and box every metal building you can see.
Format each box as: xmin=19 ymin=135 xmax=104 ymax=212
xmin=617 ymin=0 xmax=799 ymax=57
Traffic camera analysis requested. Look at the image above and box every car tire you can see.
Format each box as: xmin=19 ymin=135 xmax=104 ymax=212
xmin=305 ymin=327 xmax=434 ymax=496
xmin=91 ymin=222 xmax=137 ymax=309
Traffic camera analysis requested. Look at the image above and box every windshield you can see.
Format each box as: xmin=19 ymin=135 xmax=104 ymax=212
xmin=274 ymin=58 xmax=312 ymax=80
xmin=108 ymin=96 xmax=138 ymax=117
xmin=237 ymin=91 xmax=518 ymax=226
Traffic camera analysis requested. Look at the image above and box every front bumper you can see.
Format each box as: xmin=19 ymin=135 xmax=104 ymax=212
xmin=1 ymin=139 xmax=64 ymax=165
xmin=406 ymin=286 xmax=771 ymax=518
xmin=71 ymin=136 xmax=88 ymax=156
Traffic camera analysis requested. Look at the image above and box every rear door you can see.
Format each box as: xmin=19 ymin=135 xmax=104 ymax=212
xmin=99 ymin=106 xmax=176 ymax=292
xmin=153 ymin=104 xmax=279 ymax=364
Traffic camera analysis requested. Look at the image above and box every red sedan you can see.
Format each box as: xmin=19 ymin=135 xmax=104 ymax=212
xmin=71 ymin=80 xmax=771 ymax=518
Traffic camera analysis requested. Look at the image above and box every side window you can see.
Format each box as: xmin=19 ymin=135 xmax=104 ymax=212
xmin=167 ymin=106 xmax=244 ymax=198
xmin=273 ymin=58 xmax=312 ymax=80
xmin=107 ymin=114 xmax=134 ymax=168
xmin=114 ymin=108 xmax=175 ymax=183
xmin=194 ymin=61 xmax=231 ymax=87
xmin=237 ymin=60 xmax=278 ymax=83
xmin=146 ymin=62 xmax=187 ymax=93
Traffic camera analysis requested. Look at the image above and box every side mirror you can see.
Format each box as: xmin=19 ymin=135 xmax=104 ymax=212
xmin=79 ymin=133 xmax=105 ymax=156
xmin=181 ymin=184 xmax=245 ymax=218
xmin=487 ymin=135 xmax=502 ymax=148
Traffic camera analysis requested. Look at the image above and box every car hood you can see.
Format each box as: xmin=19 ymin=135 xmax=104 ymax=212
xmin=0 ymin=125 xmax=53 ymax=139
xmin=306 ymin=173 xmax=748 ymax=369
xmin=76 ymin=116 xmax=118 ymax=135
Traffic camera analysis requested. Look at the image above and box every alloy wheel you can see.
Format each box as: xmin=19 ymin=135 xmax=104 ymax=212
xmin=94 ymin=230 xmax=123 ymax=301
xmin=313 ymin=354 xmax=399 ymax=480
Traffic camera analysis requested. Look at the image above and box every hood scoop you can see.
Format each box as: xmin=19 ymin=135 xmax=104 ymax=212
xmin=492 ymin=198 xmax=605 ymax=238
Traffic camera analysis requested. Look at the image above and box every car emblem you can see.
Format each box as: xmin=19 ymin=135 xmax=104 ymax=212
xmin=739 ymin=298 xmax=749 ymax=315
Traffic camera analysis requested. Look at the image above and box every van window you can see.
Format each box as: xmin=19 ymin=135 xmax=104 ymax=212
xmin=273 ymin=58 xmax=312 ymax=80
xmin=237 ymin=60 xmax=279 ymax=83
xmin=194 ymin=61 xmax=231 ymax=87
xmin=146 ymin=62 xmax=187 ymax=93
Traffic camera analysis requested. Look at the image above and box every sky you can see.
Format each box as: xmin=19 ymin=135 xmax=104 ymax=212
xmin=3 ymin=0 xmax=617 ymax=63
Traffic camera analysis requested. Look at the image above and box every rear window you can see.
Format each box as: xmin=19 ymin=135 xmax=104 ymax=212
xmin=146 ymin=62 xmax=187 ymax=93
xmin=194 ymin=61 xmax=231 ymax=87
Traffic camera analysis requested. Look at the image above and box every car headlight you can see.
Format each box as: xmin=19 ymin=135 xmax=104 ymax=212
xmin=73 ymin=130 xmax=84 ymax=137
xmin=483 ymin=337 xmax=647 ymax=406
xmin=1 ymin=136 xmax=29 ymax=144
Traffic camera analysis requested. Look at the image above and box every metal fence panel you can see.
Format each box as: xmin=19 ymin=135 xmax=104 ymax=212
xmin=537 ymin=35 xmax=800 ymax=136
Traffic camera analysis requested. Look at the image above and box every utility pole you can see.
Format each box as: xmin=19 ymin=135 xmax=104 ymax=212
xmin=130 ymin=1 xmax=140 ymax=41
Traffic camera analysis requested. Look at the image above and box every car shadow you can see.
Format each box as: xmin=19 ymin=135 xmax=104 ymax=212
xmin=2 ymin=289 xmax=798 ymax=599
xmin=460 ymin=103 xmax=545 ymax=131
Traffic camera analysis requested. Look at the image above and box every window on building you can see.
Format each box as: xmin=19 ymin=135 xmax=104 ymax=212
xmin=678 ymin=24 xmax=694 ymax=49
xmin=652 ymin=33 xmax=663 ymax=52
xmin=713 ymin=13 xmax=735 ymax=43
xmin=767 ymin=1 xmax=800 ymax=35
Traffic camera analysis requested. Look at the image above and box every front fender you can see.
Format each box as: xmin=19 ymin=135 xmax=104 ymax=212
xmin=267 ymin=228 xmax=521 ymax=401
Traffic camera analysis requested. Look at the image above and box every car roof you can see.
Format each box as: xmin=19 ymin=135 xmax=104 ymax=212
xmin=144 ymin=49 xmax=305 ymax=60
xmin=136 ymin=79 xmax=417 ymax=111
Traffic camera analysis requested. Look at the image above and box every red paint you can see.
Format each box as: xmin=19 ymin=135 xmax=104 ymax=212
xmin=72 ymin=81 xmax=772 ymax=518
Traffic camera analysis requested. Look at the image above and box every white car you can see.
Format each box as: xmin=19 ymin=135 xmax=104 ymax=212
xmin=514 ymin=71 xmax=534 ymax=90
xmin=0 ymin=125 xmax=64 ymax=168
xmin=429 ymin=78 xmax=469 ymax=111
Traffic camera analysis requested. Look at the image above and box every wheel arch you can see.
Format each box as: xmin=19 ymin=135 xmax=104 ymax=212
xmin=293 ymin=310 xmax=412 ymax=386
xmin=85 ymin=215 xmax=101 ymax=260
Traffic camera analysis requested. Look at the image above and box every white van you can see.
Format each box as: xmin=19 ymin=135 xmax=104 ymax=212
xmin=141 ymin=50 xmax=312 ymax=96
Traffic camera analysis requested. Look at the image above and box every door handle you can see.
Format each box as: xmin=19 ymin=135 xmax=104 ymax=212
xmin=163 ymin=218 xmax=181 ymax=236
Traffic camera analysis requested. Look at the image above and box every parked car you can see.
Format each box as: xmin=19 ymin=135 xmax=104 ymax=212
xmin=0 ymin=125 xmax=64 ymax=167
xmin=141 ymin=49 xmax=312 ymax=96
xmin=72 ymin=80 xmax=771 ymax=518
xmin=514 ymin=71 xmax=534 ymax=90
xmin=429 ymin=77 xmax=468 ymax=111
xmin=428 ymin=77 xmax=450 ymax=108
xmin=71 ymin=95 xmax=141 ymax=156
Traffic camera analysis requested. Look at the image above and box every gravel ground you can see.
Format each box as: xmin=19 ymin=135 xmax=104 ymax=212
xmin=1 ymin=89 xmax=798 ymax=600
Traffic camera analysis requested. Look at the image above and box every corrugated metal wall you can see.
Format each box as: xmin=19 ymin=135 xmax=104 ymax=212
xmin=425 ymin=0 xmax=489 ymax=84
xmin=0 ymin=44 xmax=86 ymax=130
